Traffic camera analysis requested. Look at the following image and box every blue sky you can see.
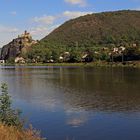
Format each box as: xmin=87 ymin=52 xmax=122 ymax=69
xmin=0 ymin=0 xmax=140 ymax=47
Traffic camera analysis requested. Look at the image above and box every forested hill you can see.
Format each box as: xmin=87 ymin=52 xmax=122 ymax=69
xmin=41 ymin=10 xmax=140 ymax=47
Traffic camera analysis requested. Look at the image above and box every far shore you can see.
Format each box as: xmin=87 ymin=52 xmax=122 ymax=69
xmin=1 ymin=61 xmax=140 ymax=68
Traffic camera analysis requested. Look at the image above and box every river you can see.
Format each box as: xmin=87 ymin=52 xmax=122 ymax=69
xmin=0 ymin=66 xmax=140 ymax=140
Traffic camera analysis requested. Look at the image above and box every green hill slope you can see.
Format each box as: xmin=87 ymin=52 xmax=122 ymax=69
xmin=41 ymin=10 xmax=140 ymax=47
xmin=23 ymin=10 xmax=140 ymax=63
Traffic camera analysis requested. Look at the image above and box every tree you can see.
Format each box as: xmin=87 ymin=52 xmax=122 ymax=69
xmin=0 ymin=83 xmax=22 ymax=127
xmin=68 ymin=48 xmax=82 ymax=62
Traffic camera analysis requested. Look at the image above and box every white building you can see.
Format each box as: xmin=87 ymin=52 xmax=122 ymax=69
xmin=0 ymin=60 xmax=5 ymax=64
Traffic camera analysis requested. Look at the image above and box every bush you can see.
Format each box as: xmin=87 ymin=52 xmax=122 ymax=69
xmin=0 ymin=124 xmax=44 ymax=140
xmin=0 ymin=83 xmax=22 ymax=127
xmin=6 ymin=57 xmax=15 ymax=64
xmin=0 ymin=83 xmax=45 ymax=140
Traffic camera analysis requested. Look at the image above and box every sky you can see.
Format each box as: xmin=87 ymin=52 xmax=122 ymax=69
xmin=0 ymin=0 xmax=140 ymax=47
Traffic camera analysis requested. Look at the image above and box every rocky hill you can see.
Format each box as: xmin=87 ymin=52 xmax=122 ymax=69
xmin=0 ymin=31 xmax=37 ymax=60
xmin=41 ymin=10 xmax=140 ymax=47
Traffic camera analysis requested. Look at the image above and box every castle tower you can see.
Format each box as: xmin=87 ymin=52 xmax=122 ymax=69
xmin=24 ymin=30 xmax=28 ymax=35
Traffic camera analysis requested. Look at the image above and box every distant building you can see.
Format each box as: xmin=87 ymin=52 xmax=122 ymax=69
xmin=119 ymin=46 xmax=125 ymax=51
xmin=19 ymin=30 xmax=32 ymax=39
xmin=0 ymin=30 xmax=38 ymax=61
xmin=59 ymin=52 xmax=70 ymax=62
xmin=132 ymin=43 xmax=137 ymax=47
xmin=0 ymin=60 xmax=5 ymax=64
xmin=113 ymin=47 xmax=119 ymax=53
xmin=82 ymin=52 xmax=93 ymax=62
xmin=15 ymin=57 xmax=25 ymax=64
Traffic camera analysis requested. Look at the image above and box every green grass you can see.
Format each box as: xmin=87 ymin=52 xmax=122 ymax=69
xmin=2 ymin=61 xmax=140 ymax=68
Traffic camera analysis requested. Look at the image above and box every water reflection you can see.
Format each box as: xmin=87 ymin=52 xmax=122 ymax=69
xmin=37 ymin=67 xmax=140 ymax=112
xmin=66 ymin=110 xmax=89 ymax=127
xmin=0 ymin=66 xmax=140 ymax=113
xmin=1 ymin=66 xmax=140 ymax=140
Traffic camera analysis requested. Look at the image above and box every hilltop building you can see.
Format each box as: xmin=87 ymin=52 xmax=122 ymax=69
xmin=0 ymin=31 xmax=38 ymax=62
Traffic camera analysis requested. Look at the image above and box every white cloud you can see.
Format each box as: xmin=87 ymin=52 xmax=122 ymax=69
xmin=64 ymin=0 xmax=87 ymax=7
xmin=31 ymin=11 xmax=92 ymax=26
xmin=32 ymin=15 xmax=56 ymax=25
xmin=63 ymin=11 xmax=92 ymax=19
xmin=0 ymin=25 xmax=20 ymax=47
xmin=30 ymin=24 xmax=60 ymax=39
xmin=134 ymin=7 xmax=140 ymax=10
xmin=10 ymin=11 xmax=17 ymax=16
xmin=0 ymin=25 xmax=19 ymax=33
xmin=29 ymin=10 xmax=92 ymax=40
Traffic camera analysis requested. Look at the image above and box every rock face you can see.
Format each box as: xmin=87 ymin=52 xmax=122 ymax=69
xmin=0 ymin=31 xmax=37 ymax=60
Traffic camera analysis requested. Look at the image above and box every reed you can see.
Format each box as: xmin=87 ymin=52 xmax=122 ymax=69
xmin=0 ymin=124 xmax=44 ymax=140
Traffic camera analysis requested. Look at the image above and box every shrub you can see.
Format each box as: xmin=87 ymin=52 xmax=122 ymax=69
xmin=0 ymin=83 xmax=22 ymax=127
xmin=0 ymin=83 xmax=45 ymax=140
xmin=0 ymin=124 xmax=44 ymax=140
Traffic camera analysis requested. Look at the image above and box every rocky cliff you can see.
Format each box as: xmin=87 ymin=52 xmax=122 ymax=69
xmin=0 ymin=31 xmax=37 ymax=60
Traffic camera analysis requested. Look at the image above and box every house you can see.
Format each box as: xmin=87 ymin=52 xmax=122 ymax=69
xmin=82 ymin=52 xmax=93 ymax=62
xmin=59 ymin=52 xmax=70 ymax=62
xmin=82 ymin=54 xmax=88 ymax=59
xmin=47 ymin=59 xmax=54 ymax=63
xmin=0 ymin=60 xmax=5 ymax=64
xmin=15 ymin=57 xmax=25 ymax=64
xmin=132 ymin=43 xmax=137 ymax=47
xmin=119 ymin=46 xmax=125 ymax=51
xmin=59 ymin=56 xmax=64 ymax=61
xmin=113 ymin=47 xmax=119 ymax=53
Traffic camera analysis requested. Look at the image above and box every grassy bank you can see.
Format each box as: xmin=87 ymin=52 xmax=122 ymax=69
xmin=0 ymin=83 xmax=44 ymax=140
xmin=9 ymin=61 xmax=140 ymax=68
xmin=0 ymin=124 xmax=43 ymax=140
xmin=1 ymin=61 xmax=140 ymax=69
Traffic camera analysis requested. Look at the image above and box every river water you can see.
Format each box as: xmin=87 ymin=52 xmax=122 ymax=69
xmin=0 ymin=66 xmax=140 ymax=140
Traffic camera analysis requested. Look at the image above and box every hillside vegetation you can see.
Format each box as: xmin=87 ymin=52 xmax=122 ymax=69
xmin=42 ymin=10 xmax=140 ymax=47
xmin=1 ymin=10 xmax=140 ymax=64
xmin=23 ymin=10 xmax=140 ymax=63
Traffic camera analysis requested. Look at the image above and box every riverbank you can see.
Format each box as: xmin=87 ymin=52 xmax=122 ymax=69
xmin=2 ymin=61 xmax=140 ymax=68
xmin=0 ymin=124 xmax=43 ymax=140
xmin=0 ymin=83 xmax=45 ymax=140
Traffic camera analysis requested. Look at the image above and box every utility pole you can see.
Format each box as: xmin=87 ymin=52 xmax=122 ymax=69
xmin=111 ymin=53 xmax=114 ymax=64
xmin=122 ymin=52 xmax=124 ymax=63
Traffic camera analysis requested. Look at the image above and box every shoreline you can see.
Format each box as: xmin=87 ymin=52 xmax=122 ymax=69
xmin=1 ymin=61 xmax=140 ymax=68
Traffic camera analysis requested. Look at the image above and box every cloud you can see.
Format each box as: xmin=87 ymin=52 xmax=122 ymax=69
xmin=30 ymin=10 xmax=92 ymax=39
xmin=32 ymin=15 xmax=56 ymax=25
xmin=0 ymin=25 xmax=20 ymax=47
xmin=30 ymin=24 xmax=60 ymax=39
xmin=63 ymin=11 xmax=92 ymax=19
xmin=30 ymin=15 xmax=58 ymax=39
xmin=0 ymin=25 xmax=19 ymax=33
xmin=64 ymin=0 xmax=87 ymax=7
xmin=10 ymin=11 xmax=17 ymax=16
xmin=134 ymin=7 xmax=140 ymax=10
xmin=65 ymin=109 xmax=89 ymax=127
xmin=31 ymin=11 xmax=92 ymax=26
